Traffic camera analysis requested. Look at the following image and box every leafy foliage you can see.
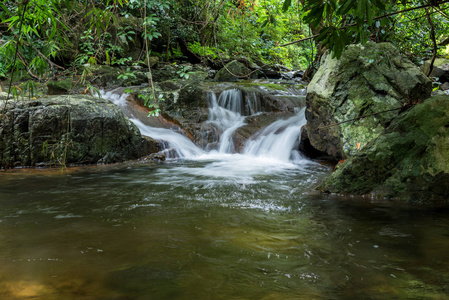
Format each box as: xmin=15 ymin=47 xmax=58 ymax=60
xmin=1 ymin=0 xmax=449 ymax=89
xmin=300 ymin=0 xmax=449 ymax=59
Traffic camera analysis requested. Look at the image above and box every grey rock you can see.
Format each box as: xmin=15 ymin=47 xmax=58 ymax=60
xmin=304 ymin=42 xmax=432 ymax=160
xmin=0 ymin=95 xmax=158 ymax=168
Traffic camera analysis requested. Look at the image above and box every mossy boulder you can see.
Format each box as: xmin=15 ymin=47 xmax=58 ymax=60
xmin=305 ymin=42 xmax=432 ymax=160
xmin=143 ymin=56 xmax=159 ymax=68
xmin=0 ymin=95 xmax=158 ymax=168
xmin=320 ymin=95 xmax=449 ymax=204
xmin=47 ymin=78 xmax=76 ymax=95
xmin=214 ymin=60 xmax=253 ymax=82
xmin=81 ymin=65 xmax=148 ymax=87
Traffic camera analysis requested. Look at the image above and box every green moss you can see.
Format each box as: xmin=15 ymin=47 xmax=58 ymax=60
xmin=320 ymin=95 xmax=449 ymax=203
xmin=236 ymin=82 xmax=289 ymax=92
xmin=214 ymin=60 xmax=252 ymax=82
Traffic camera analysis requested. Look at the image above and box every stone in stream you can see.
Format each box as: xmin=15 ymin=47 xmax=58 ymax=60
xmin=214 ymin=60 xmax=254 ymax=82
xmin=303 ymin=42 xmax=432 ymax=161
xmin=320 ymin=95 xmax=449 ymax=204
xmin=0 ymin=94 xmax=158 ymax=168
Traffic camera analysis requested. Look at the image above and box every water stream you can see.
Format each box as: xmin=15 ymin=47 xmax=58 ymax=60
xmin=0 ymin=86 xmax=448 ymax=299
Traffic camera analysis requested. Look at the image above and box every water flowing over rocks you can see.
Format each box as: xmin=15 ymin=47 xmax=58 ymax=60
xmin=128 ymin=80 xmax=306 ymax=149
xmin=0 ymin=57 xmax=309 ymax=167
xmin=303 ymin=42 xmax=432 ymax=161
xmin=320 ymin=95 xmax=449 ymax=204
xmin=0 ymin=95 xmax=158 ymax=168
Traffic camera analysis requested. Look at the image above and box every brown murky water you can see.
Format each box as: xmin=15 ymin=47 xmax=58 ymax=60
xmin=0 ymin=159 xmax=448 ymax=299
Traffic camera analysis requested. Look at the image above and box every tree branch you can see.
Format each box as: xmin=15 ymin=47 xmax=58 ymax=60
xmin=17 ymin=52 xmax=41 ymax=81
xmin=317 ymin=107 xmax=405 ymax=130
xmin=425 ymin=8 xmax=437 ymax=77
xmin=280 ymin=0 xmax=449 ymax=47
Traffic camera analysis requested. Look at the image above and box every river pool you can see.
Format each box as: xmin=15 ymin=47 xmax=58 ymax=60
xmin=0 ymin=155 xmax=448 ymax=299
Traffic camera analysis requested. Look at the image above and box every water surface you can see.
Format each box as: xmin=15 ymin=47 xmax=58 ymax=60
xmin=1 ymin=158 xmax=448 ymax=299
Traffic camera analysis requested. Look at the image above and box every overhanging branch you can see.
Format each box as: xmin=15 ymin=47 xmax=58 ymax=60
xmin=280 ymin=0 xmax=449 ymax=47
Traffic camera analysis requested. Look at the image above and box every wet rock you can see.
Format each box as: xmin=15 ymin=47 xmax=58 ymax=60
xmin=320 ymin=95 xmax=449 ymax=204
xmin=0 ymin=95 xmax=158 ymax=168
xmin=142 ymin=152 xmax=166 ymax=162
xmin=0 ymin=92 xmax=9 ymax=100
xmin=440 ymin=82 xmax=449 ymax=91
xmin=105 ymin=263 xmax=180 ymax=296
xmin=304 ymin=42 xmax=432 ymax=161
xmin=421 ymin=58 xmax=449 ymax=83
xmin=299 ymin=125 xmax=335 ymax=161
xmin=214 ymin=60 xmax=253 ymax=82
xmin=259 ymin=64 xmax=292 ymax=79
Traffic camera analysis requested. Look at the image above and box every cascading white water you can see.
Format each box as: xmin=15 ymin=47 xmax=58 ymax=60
xmin=101 ymin=86 xmax=310 ymax=166
xmin=131 ymin=119 xmax=204 ymax=159
xmin=100 ymin=89 xmax=204 ymax=159
xmin=206 ymin=90 xmax=246 ymax=153
xmin=243 ymin=108 xmax=307 ymax=162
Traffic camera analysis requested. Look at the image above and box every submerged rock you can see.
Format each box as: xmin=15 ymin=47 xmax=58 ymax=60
xmin=304 ymin=42 xmax=432 ymax=161
xmin=0 ymin=95 xmax=158 ymax=168
xmin=320 ymin=95 xmax=449 ymax=204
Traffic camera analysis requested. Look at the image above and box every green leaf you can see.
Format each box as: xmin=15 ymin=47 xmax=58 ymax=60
xmin=356 ymin=0 xmax=366 ymax=21
xmin=282 ymin=0 xmax=291 ymax=12
xmin=365 ymin=0 xmax=373 ymax=25
xmin=371 ymin=0 xmax=385 ymax=10
xmin=0 ymin=4 xmax=11 ymax=14
xmin=303 ymin=4 xmax=325 ymax=28
xmin=336 ymin=0 xmax=356 ymax=15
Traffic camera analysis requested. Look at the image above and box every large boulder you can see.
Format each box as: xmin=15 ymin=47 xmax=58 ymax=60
xmin=320 ymin=95 xmax=449 ymax=204
xmin=214 ymin=60 xmax=253 ymax=82
xmin=304 ymin=42 xmax=432 ymax=160
xmin=0 ymin=95 xmax=158 ymax=168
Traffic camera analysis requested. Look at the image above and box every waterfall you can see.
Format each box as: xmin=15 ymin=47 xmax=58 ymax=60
xmin=101 ymin=86 xmax=308 ymax=163
xmin=131 ymin=119 xmax=204 ymax=159
xmin=206 ymin=90 xmax=246 ymax=153
xmin=243 ymin=108 xmax=306 ymax=162
xmin=213 ymin=88 xmax=261 ymax=116
xmin=100 ymin=89 xmax=204 ymax=159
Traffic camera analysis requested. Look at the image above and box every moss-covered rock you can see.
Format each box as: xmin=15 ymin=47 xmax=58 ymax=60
xmin=47 ymin=78 xmax=76 ymax=95
xmin=305 ymin=42 xmax=432 ymax=160
xmin=80 ymin=65 xmax=148 ymax=87
xmin=320 ymin=95 xmax=449 ymax=204
xmin=0 ymin=95 xmax=158 ymax=168
xmin=214 ymin=60 xmax=253 ymax=82
xmin=143 ymin=56 xmax=159 ymax=68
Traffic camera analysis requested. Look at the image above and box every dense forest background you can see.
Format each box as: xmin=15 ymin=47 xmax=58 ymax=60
xmin=0 ymin=0 xmax=449 ymax=85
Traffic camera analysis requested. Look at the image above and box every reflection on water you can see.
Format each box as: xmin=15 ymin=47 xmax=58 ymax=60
xmin=0 ymin=160 xmax=448 ymax=299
